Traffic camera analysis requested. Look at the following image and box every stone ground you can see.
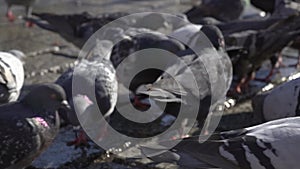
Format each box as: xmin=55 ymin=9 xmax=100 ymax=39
xmin=0 ymin=0 xmax=299 ymax=168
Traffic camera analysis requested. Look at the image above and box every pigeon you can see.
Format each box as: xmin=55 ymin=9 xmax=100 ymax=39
xmin=185 ymin=0 xmax=246 ymax=23
xmin=170 ymin=23 xmax=232 ymax=90
xmin=225 ymin=14 xmax=300 ymax=93
xmin=141 ymin=116 xmax=300 ymax=169
xmin=26 ymin=12 xmax=129 ymax=48
xmin=250 ymin=0 xmax=276 ymax=14
xmin=250 ymin=0 xmax=300 ymax=18
xmin=56 ymin=41 xmax=118 ymax=148
xmin=137 ymin=27 xmax=231 ymax=136
xmin=0 ymin=83 xmax=69 ymax=169
xmin=110 ymin=28 xmax=185 ymax=94
xmin=0 ymin=50 xmax=25 ymax=105
xmin=200 ymin=25 xmax=233 ymax=91
xmin=186 ymin=2 xmax=296 ymax=36
xmin=5 ymin=0 xmax=37 ymax=22
xmin=111 ymin=23 xmax=233 ymax=95
xmin=252 ymin=77 xmax=300 ymax=123
xmin=27 ymin=12 xmax=172 ymax=49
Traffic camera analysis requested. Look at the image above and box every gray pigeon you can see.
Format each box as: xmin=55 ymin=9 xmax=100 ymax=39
xmin=0 ymin=83 xmax=69 ymax=169
xmin=137 ymin=27 xmax=231 ymax=136
xmin=141 ymin=116 xmax=300 ymax=169
xmin=0 ymin=51 xmax=25 ymax=105
xmin=252 ymin=77 xmax=300 ymax=123
xmin=170 ymin=24 xmax=232 ymax=91
xmin=56 ymin=45 xmax=118 ymax=147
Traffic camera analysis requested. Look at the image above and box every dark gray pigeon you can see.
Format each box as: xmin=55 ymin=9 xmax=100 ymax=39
xmin=141 ymin=116 xmax=300 ymax=169
xmin=27 ymin=12 xmax=129 ymax=48
xmin=110 ymin=28 xmax=185 ymax=93
xmin=185 ymin=0 xmax=246 ymax=23
xmin=0 ymin=51 xmax=25 ymax=105
xmin=56 ymin=43 xmax=118 ymax=147
xmin=252 ymin=77 xmax=300 ymax=123
xmin=0 ymin=83 xmax=68 ymax=169
xmin=250 ymin=0 xmax=276 ymax=14
xmin=251 ymin=0 xmax=300 ymax=17
xmin=27 ymin=12 xmax=172 ymax=49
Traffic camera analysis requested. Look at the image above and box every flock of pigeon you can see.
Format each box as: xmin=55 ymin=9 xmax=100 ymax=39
xmin=1 ymin=0 xmax=300 ymax=169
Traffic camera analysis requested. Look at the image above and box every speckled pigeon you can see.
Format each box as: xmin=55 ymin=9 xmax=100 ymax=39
xmin=142 ymin=116 xmax=300 ymax=169
xmin=0 ymin=50 xmax=25 ymax=105
xmin=0 ymin=83 xmax=69 ymax=169
xmin=252 ymin=77 xmax=300 ymax=123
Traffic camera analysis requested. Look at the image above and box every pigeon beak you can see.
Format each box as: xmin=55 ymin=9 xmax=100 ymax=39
xmin=60 ymin=100 xmax=71 ymax=110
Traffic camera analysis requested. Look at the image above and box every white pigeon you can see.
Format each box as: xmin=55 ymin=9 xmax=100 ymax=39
xmin=0 ymin=50 xmax=25 ymax=104
xmin=141 ymin=116 xmax=300 ymax=169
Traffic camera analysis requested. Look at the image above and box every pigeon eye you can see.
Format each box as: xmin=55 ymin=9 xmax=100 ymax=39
xmin=50 ymin=94 xmax=57 ymax=100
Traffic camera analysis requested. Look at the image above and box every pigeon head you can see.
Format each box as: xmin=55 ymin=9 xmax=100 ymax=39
xmin=201 ymin=25 xmax=225 ymax=50
xmin=22 ymin=84 xmax=69 ymax=113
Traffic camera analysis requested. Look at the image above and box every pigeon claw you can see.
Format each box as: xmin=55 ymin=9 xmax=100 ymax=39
xmin=25 ymin=21 xmax=34 ymax=28
xmin=67 ymin=131 xmax=90 ymax=149
xmin=133 ymin=96 xmax=150 ymax=111
xmin=6 ymin=11 xmax=15 ymax=22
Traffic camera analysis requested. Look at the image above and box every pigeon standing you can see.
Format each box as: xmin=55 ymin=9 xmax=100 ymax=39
xmin=0 ymin=83 xmax=69 ymax=169
xmin=170 ymin=23 xmax=232 ymax=91
xmin=252 ymin=77 xmax=300 ymax=123
xmin=56 ymin=41 xmax=118 ymax=148
xmin=138 ymin=27 xmax=231 ymax=136
xmin=251 ymin=0 xmax=300 ymax=18
xmin=225 ymin=14 xmax=300 ymax=93
xmin=142 ymin=116 xmax=300 ymax=169
xmin=0 ymin=50 xmax=25 ymax=105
